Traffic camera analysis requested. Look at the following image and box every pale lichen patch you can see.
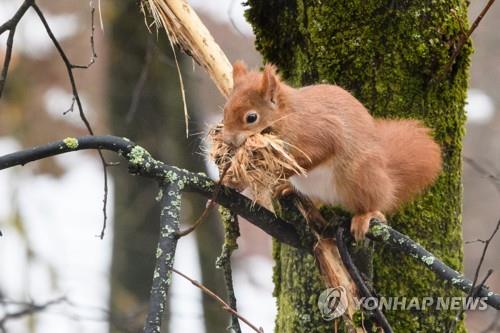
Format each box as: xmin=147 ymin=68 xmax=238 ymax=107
xmin=63 ymin=137 xmax=79 ymax=149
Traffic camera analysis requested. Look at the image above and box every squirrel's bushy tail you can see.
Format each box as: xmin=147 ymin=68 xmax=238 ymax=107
xmin=375 ymin=119 xmax=442 ymax=209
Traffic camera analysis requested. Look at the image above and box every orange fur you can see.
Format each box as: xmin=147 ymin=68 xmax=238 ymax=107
xmin=223 ymin=61 xmax=442 ymax=240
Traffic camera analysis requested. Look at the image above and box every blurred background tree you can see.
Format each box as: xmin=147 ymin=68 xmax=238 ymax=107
xmin=108 ymin=2 xmax=227 ymax=332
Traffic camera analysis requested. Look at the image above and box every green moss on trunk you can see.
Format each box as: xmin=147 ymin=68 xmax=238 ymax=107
xmin=247 ymin=1 xmax=471 ymax=331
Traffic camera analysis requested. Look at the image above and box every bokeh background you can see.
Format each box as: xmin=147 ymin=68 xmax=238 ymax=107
xmin=0 ymin=0 xmax=498 ymax=332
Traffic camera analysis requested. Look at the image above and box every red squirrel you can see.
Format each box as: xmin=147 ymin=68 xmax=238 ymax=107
xmin=222 ymin=61 xmax=442 ymax=240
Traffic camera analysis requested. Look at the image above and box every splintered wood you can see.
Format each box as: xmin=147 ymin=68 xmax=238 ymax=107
xmin=141 ymin=0 xmax=233 ymax=97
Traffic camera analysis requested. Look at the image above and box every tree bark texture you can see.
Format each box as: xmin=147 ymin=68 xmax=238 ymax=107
xmin=246 ymin=1 xmax=471 ymax=332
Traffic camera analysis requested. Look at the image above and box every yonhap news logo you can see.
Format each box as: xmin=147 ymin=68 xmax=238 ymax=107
xmin=318 ymin=287 xmax=348 ymax=320
xmin=318 ymin=288 xmax=489 ymax=321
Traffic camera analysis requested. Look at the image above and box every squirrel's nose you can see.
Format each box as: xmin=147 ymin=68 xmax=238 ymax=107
xmin=223 ymin=133 xmax=246 ymax=147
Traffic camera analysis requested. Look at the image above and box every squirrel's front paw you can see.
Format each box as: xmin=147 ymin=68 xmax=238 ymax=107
xmin=272 ymin=182 xmax=295 ymax=199
xmin=351 ymin=211 xmax=386 ymax=241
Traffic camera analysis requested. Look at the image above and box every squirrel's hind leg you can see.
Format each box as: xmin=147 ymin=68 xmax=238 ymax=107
xmin=351 ymin=211 xmax=386 ymax=241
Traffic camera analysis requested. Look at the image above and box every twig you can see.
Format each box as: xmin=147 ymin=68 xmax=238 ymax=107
xmin=72 ymin=3 xmax=98 ymax=69
xmin=469 ymin=219 xmax=500 ymax=296
xmin=438 ymin=0 xmax=496 ymax=80
xmin=172 ymin=268 xmax=264 ymax=333
xmin=143 ymin=182 xmax=182 ymax=333
xmin=0 ymin=296 xmax=66 ymax=330
xmin=216 ymin=209 xmax=241 ymax=333
xmin=449 ymin=218 xmax=500 ymax=332
xmin=31 ymin=3 xmax=109 ymax=239
xmin=32 ymin=4 xmax=93 ymax=134
xmin=336 ymin=226 xmax=394 ymax=333
xmin=0 ymin=0 xmax=34 ymax=98
xmin=176 ymin=163 xmax=230 ymax=237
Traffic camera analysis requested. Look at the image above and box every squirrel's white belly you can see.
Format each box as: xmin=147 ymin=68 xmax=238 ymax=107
xmin=289 ymin=159 xmax=339 ymax=205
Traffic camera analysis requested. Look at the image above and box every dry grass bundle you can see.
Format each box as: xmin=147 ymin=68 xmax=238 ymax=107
xmin=208 ymin=124 xmax=307 ymax=205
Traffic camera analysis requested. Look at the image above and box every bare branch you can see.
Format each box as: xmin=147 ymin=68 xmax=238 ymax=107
xmin=0 ymin=296 xmax=66 ymax=330
xmin=143 ymin=182 xmax=182 ymax=333
xmin=71 ymin=3 xmax=98 ymax=69
xmin=31 ymin=3 xmax=109 ymax=239
xmin=172 ymin=268 xmax=264 ymax=333
xmin=31 ymin=4 xmax=93 ymax=134
xmin=437 ymin=0 xmax=497 ymax=80
xmin=0 ymin=0 xmax=34 ymax=98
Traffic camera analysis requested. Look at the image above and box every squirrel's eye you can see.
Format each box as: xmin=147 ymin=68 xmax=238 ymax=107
xmin=245 ymin=112 xmax=258 ymax=124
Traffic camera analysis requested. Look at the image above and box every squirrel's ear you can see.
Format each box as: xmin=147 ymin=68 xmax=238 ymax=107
xmin=232 ymin=60 xmax=248 ymax=86
xmin=261 ymin=64 xmax=279 ymax=105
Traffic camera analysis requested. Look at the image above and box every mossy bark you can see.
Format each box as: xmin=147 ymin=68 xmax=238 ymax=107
xmin=246 ymin=1 xmax=471 ymax=332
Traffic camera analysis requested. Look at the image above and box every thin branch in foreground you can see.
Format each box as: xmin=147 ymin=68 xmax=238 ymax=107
xmin=172 ymin=268 xmax=264 ymax=333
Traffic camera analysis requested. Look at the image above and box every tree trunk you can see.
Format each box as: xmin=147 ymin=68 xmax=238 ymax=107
xmin=108 ymin=2 xmax=226 ymax=332
xmin=246 ymin=1 xmax=471 ymax=332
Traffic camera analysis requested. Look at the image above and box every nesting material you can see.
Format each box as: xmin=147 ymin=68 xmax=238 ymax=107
xmin=208 ymin=124 xmax=307 ymax=204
